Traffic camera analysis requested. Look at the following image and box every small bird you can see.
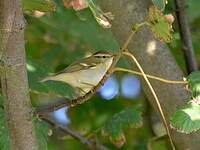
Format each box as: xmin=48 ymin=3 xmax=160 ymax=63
xmin=41 ymin=51 xmax=115 ymax=96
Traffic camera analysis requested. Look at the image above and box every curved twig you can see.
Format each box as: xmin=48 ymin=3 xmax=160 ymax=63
xmin=114 ymin=67 xmax=187 ymax=84
xmin=41 ymin=116 xmax=110 ymax=150
xmin=123 ymin=51 xmax=175 ymax=150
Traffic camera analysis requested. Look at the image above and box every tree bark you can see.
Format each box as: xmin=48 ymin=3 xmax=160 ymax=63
xmin=0 ymin=0 xmax=38 ymax=149
xmin=99 ymin=0 xmax=200 ymax=150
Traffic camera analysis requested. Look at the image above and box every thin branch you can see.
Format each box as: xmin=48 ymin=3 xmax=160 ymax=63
xmin=174 ymin=0 xmax=198 ymax=73
xmin=123 ymin=51 xmax=175 ymax=150
xmin=114 ymin=67 xmax=188 ymax=84
xmin=35 ymin=30 xmax=136 ymax=115
xmin=41 ymin=116 xmax=110 ymax=150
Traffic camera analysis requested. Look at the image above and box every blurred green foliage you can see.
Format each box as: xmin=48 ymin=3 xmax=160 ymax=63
xmin=0 ymin=0 xmax=200 ymax=149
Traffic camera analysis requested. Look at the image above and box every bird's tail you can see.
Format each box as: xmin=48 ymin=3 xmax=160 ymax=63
xmin=40 ymin=73 xmax=65 ymax=83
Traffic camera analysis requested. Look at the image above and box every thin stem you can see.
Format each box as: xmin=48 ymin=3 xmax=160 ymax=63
xmin=114 ymin=67 xmax=188 ymax=84
xmin=41 ymin=116 xmax=110 ymax=150
xmin=174 ymin=0 xmax=198 ymax=73
xmin=123 ymin=51 xmax=175 ymax=150
xmin=121 ymin=22 xmax=147 ymax=52
xmin=121 ymin=31 xmax=136 ymax=52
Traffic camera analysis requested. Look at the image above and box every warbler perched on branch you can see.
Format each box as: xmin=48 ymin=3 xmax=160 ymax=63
xmin=41 ymin=51 xmax=115 ymax=96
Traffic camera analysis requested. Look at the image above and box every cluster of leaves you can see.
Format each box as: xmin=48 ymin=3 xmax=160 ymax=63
xmin=101 ymin=105 xmax=143 ymax=148
xmin=147 ymin=6 xmax=173 ymax=43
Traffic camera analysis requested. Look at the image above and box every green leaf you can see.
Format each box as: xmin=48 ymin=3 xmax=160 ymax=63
xmin=44 ymin=80 xmax=76 ymax=98
xmin=35 ymin=120 xmax=50 ymax=150
xmin=0 ymin=108 xmax=10 ymax=150
xmin=27 ymin=58 xmax=76 ymax=99
xmin=187 ymin=71 xmax=200 ymax=97
xmin=23 ymin=0 xmax=56 ymax=12
xmin=148 ymin=6 xmax=172 ymax=43
xmin=170 ymin=100 xmax=200 ymax=134
xmin=102 ymin=106 xmax=143 ymax=147
xmin=152 ymin=0 xmax=166 ymax=11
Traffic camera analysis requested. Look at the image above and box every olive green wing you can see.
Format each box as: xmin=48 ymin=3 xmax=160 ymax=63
xmin=59 ymin=57 xmax=98 ymax=73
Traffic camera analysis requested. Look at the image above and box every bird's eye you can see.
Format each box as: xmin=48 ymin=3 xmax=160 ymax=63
xmin=102 ymin=56 xmax=106 ymax=58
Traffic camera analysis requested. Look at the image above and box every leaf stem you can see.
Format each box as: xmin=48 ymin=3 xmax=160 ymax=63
xmin=114 ymin=67 xmax=187 ymax=84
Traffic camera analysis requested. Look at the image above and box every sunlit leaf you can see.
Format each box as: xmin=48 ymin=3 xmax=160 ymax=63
xmin=148 ymin=6 xmax=172 ymax=42
xmin=152 ymin=0 xmax=167 ymax=11
xmin=187 ymin=71 xmax=200 ymax=97
xmin=23 ymin=0 xmax=56 ymax=12
xmin=170 ymin=100 xmax=200 ymax=134
xmin=102 ymin=106 xmax=143 ymax=147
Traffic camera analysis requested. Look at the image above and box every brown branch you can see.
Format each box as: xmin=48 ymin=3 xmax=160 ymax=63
xmin=174 ymin=0 xmax=198 ymax=73
xmin=35 ymin=30 xmax=136 ymax=115
xmin=0 ymin=0 xmax=38 ymax=149
xmin=41 ymin=116 xmax=110 ymax=150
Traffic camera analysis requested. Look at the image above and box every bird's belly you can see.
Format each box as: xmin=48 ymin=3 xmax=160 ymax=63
xmin=50 ymin=57 xmax=113 ymax=94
